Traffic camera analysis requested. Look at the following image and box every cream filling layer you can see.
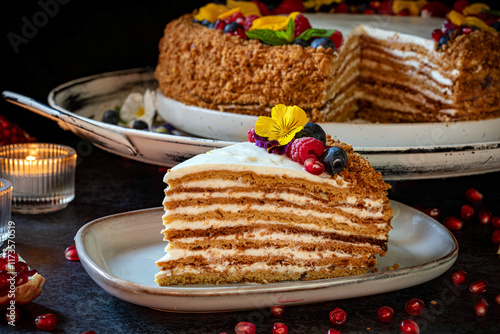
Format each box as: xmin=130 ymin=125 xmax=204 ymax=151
xmin=162 ymin=217 xmax=389 ymax=237
xmin=165 ymin=190 xmax=384 ymax=218
xmin=164 ymin=202 xmax=384 ymax=220
xmin=171 ymin=230 xmax=377 ymax=248
xmin=157 ymin=262 xmax=364 ymax=275
xmin=157 ymin=246 xmax=364 ymax=262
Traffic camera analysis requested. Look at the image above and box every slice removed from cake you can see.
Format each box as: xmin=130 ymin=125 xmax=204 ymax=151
xmin=155 ymin=105 xmax=393 ymax=285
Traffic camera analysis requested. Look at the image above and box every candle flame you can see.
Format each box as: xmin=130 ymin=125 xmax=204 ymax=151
xmin=26 ymin=155 xmax=36 ymax=161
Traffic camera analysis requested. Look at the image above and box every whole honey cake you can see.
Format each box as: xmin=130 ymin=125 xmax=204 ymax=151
xmin=155 ymin=2 xmax=500 ymax=123
xmin=155 ymin=105 xmax=393 ymax=285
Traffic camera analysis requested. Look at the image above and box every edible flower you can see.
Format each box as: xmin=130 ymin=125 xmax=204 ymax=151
xmin=194 ymin=3 xmax=230 ymax=22
xmin=392 ymin=0 xmax=427 ymax=16
xmin=255 ymin=104 xmax=307 ymax=147
xmin=303 ymin=0 xmax=342 ymax=13
xmin=227 ymin=0 xmax=261 ymax=17
xmin=249 ymin=12 xmax=300 ymax=31
xmin=462 ymin=3 xmax=490 ymax=16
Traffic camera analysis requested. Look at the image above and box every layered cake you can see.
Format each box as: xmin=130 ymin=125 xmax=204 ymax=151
xmin=155 ymin=1 xmax=500 ymax=122
xmin=155 ymin=105 xmax=393 ymax=285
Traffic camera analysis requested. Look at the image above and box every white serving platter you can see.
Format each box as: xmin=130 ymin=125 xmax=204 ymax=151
xmin=74 ymin=201 xmax=457 ymax=313
xmin=2 ymin=68 xmax=500 ymax=180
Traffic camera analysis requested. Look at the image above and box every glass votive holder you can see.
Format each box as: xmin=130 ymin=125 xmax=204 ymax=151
xmin=0 ymin=143 xmax=77 ymax=214
xmin=0 ymin=179 xmax=12 ymax=247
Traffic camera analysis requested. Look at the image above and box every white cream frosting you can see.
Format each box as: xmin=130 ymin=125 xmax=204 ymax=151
xmin=165 ymin=142 xmax=350 ymax=187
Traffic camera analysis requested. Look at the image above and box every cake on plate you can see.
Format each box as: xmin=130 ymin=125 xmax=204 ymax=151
xmin=155 ymin=104 xmax=393 ymax=285
xmin=155 ymin=1 xmax=500 ymax=123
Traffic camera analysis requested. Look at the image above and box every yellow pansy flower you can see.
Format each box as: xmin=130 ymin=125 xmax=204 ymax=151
xmin=255 ymin=104 xmax=308 ymax=146
xmin=249 ymin=12 xmax=301 ymax=31
xmin=194 ymin=3 xmax=230 ymax=22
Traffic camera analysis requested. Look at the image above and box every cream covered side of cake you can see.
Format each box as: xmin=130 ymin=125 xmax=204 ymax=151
xmin=155 ymin=141 xmax=393 ymax=285
xmin=155 ymin=13 xmax=500 ymax=123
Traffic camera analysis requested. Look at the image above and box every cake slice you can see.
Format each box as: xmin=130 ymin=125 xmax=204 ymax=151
xmin=155 ymin=105 xmax=393 ymax=285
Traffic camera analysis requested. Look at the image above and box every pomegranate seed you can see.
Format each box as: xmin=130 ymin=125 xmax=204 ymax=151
xmin=478 ymin=210 xmax=492 ymax=224
xmin=35 ymin=313 xmax=57 ymax=330
xmin=235 ymin=322 xmax=256 ymax=334
xmin=405 ymin=298 xmax=425 ymax=316
xmin=492 ymin=230 xmax=500 ymax=243
xmin=474 ymin=298 xmax=489 ymax=316
xmin=465 ymin=188 xmax=483 ymax=203
xmin=2 ymin=250 xmax=18 ymax=264
xmin=329 ymin=307 xmax=347 ymax=325
xmin=469 ymin=279 xmax=489 ymax=294
xmin=64 ymin=245 xmax=79 ymax=261
xmin=492 ymin=217 xmax=500 ymax=228
xmin=377 ymin=306 xmax=394 ymax=323
xmin=400 ymin=319 xmax=420 ymax=334
xmin=460 ymin=204 xmax=474 ymax=220
xmin=431 ymin=28 xmax=444 ymax=42
xmin=452 ymin=270 xmax=468 ymax=286
xmin=14 ymin=272 xmax=29 ymax=286
xmin=462 ymin=26 xmax=474 ymax=34
xmin=5 ymin=306 xmax=21 ymax=324
xmin=304 ymin=158 xmax=325 ymax=175
xmin=271 ymin=305 xmax=285 ymax=316
xmin=272 ymin=323 xmax=288 ymax=334
xmin=424 ymin=207 xmax=440 ymax=220
xmin=495 ymin=294 xmax=500 ymax=304
xmin=327 ymin=330 xmax=341 ymax=334
xmin=443 ymin=216 xmax=464 ymax=230
xmin=81 ymin=332 xmax=97 ymax=334
xmin=0 ymin=257 xmax=7 ymax=271
xmin=14 ymin=261 xmax=28 ymax=274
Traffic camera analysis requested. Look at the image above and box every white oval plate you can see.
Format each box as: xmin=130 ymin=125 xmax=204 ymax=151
xmin=74 ymin=201 xmax=457 ymax=313
xmin=4 ymin=68 xmax=500 ymax=180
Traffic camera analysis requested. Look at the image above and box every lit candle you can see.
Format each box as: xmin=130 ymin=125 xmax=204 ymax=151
xmin=0 ymin=143 xmax=77 ymax=214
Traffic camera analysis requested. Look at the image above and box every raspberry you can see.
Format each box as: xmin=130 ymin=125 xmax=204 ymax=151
xmin=336 ymin=2 xmax=349 ymax=13
xmin=247 ymin=127 xmax=256 ymax=143
xmin=453 ymin=0 xmax=470 ymax=14
xmin=224 ymin=12 xmax=245 ymax=24
xmin=329 ymin=30 xmax=343 ymax=49
xmin=432 ymin=28 xmax=444 ymax=42
xmin=272 ymin=0 xmax=306 ymax=15
xmin=288 ymin=137 xmax=324 ymax=164
xmin=243 ymin=15 xmax=259 ymax=31
xmin=294 ymin=14 xmax=312 ymax=38
xmin=0 ymin=116 xmax=35 ymax=145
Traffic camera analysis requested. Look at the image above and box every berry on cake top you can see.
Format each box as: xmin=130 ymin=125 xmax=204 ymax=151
xmin=248 ymin=104 xmax=348 ymax=176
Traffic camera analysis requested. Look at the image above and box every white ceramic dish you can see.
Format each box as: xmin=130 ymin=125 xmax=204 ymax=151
xmin=74 ymin=201 xmax=458 ymax=313
xmin=3 ymin=68 xmax=500 ymax=180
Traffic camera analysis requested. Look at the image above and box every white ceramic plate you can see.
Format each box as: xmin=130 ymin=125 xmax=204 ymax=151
xmin=3 ymin=68 xmax=500 ymax=180
xmin=74 ymin=201 xmax=458 ymax=313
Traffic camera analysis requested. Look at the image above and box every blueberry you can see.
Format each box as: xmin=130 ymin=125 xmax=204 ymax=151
xmin=320 ymin=147 xmax=347 ymax=175
xmin=224 ymin=22 xmax=243 ymax=33
xmin=102 ymin=110 xmax=119 ymax=125
xmin=200 ymin=19 xmax=211 ymax=27
xmin=294 ymin=122 xmax=327 ymax=145
xmin=132 ymin=120 xmax=149 ymax=130
xmin=310 ymin=37 xmax=335 ymax=50
xmin=293 ymin=38 xmax=309 ymax=47
xmin=491 ymin=21 xmax=500 ymax=32
xmin=438 ymin=29 xmax=453 ymax=50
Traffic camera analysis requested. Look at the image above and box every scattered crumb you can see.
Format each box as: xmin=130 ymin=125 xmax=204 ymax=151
xmin=387 ymin=263 xmax=400 ymax=271
xmin=431 ymin=300 xmax=438 ymax=305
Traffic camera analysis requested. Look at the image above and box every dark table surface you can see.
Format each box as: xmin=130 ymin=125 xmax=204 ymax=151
xmin=1 ymin=1 xmax=500 ymax=333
